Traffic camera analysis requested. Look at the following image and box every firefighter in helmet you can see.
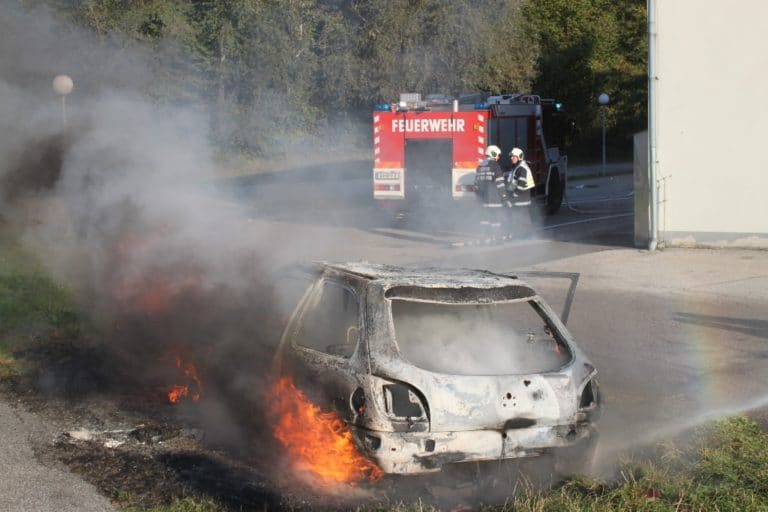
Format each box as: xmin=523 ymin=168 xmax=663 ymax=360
xmin=474 ymin=145 xmax=508 ymax=205
xmin=506 ymin=147 xmax=535 ymax=207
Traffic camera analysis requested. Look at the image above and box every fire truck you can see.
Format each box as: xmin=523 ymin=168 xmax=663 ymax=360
xmin=372 ymin=93 xmax=569 ymax=215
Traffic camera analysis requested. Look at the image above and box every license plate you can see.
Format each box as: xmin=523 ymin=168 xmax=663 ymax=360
xmin=375 ymin=171 xmax=400 ymax=180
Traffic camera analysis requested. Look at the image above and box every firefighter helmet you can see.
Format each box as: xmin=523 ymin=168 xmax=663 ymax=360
xmin=485 ymin=145 xmax=502 ymax=158
xmin=509 ymin=147 xmax=524 ymax=160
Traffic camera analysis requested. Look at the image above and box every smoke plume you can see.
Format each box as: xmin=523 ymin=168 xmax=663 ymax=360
xmin=0 ymin=3 xmax=311 ymax=460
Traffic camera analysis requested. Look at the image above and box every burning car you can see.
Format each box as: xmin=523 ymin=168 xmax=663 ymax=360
xmin=270 ymin=262 xmax=600 ymax=479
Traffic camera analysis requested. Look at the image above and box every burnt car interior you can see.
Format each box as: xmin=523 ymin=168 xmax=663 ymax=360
xmin=294 ymin=279 xmax=360 ymax=358
xmin=387 ymin=287 xmax=570 ymax=376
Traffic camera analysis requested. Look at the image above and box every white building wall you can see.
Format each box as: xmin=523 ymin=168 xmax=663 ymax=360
xmin=656 ymin=0 xmax=768 ymax=244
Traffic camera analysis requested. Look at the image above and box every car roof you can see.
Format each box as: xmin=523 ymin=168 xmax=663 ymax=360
xmin=317 ymin=261 xmax=535 ymax=291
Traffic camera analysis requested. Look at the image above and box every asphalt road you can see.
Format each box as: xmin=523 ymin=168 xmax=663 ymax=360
xmin=226 ymin=160 xmax=634 ymax=243
xmin=4 ymin=160 xmax=767 ymax=508
xmin=0 ymin=399 xmax=113 ymax=511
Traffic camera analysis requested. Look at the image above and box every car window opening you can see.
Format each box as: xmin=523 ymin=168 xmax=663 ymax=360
xmin=295 ymin=280 xmax=359 ymax=358
xmin=390 ymin=299 xmax=571 ymax=375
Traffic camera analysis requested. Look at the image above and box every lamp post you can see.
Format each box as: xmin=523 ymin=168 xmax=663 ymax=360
xmin=598 ymin=93 xmax=610 ymax=176
xmin=52 ymin=74 xmax=74 ymax=127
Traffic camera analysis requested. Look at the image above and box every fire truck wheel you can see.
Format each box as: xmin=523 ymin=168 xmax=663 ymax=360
xmin=546 ymin=171 xmax=563 ymax=215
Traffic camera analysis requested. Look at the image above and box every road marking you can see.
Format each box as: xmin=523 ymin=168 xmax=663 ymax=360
xmin=542 ymin=212 xmax=633 ymax=230
xmin=567 ymin=192 xmax=634 ymax=204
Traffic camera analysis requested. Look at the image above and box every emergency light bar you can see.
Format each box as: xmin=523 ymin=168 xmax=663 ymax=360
xmin=396 ymin=100 xmax=431 ymax=112
xmin=391 ymin=93 xmax=460 ymax=112
xmin=374 ymin=183 xmax=401 ymax=192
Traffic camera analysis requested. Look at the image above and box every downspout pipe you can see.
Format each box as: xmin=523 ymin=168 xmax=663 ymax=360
xmin=647 ymin=0 xmax=659 ymax=251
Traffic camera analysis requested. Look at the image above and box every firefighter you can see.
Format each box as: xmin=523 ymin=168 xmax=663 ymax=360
xmin=474 ymin=145 xmax=507 ymax=205
xmin=506 ymin=147 xmax=535 ymax=207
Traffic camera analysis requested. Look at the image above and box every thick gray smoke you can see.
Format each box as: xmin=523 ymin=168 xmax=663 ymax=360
xmin=0 ymin=3 xmax=310 ymax=457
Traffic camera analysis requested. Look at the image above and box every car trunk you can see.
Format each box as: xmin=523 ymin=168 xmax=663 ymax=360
xmin=374 ymin=293 xmax=576 ymax=432
xmin=373 ymin=359 xmax=578 ymax=432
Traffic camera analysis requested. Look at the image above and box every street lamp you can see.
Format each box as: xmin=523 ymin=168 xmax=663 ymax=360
xmin=52 ymin=74 xmax=74 ymax=127
xmin=598 ymin=92 xmax=610 ymax=176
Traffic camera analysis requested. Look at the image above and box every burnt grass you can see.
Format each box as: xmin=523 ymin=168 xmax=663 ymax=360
xmin=54 ymin=441 xmax=282 ymax=510
xmin=0 ymin=339 xmax=362 ymax=511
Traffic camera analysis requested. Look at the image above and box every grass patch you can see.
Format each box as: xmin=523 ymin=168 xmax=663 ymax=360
xmin=504 ymin=416 xmax=768 ymax=511
xmin=0 ymin=231 xmax=84 ymax=378
xmin=0 ymin=345 xmax=21 ymax=378
xmin=119 ymin=497 xmax=227 ymax=512
xmin=0 ymin=272 xmax=79 ymax=332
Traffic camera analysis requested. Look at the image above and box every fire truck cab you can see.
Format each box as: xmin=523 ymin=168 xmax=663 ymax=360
xmin=373 ymin=93 xmax=568 ymax=215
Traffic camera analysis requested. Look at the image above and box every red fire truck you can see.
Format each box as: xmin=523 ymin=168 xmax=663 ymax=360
xmin=372 ymin=93 xmax=569 ymax=215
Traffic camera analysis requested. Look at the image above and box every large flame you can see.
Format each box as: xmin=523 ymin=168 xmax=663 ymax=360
xmin=268 ymin=376 xmax=383 ymax=486
xmin=165 ymin=354 xmax=202 ymax=404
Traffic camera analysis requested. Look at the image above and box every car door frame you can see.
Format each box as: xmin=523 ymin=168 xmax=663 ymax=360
xmin=280 ymin=270 xmax=369 ymax=420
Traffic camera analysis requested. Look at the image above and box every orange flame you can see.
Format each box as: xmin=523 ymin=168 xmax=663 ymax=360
xmin=166 ymin=354 xmax=202 ymax=404
xmin=268 ymin=376 xmax=383 ymax=486
xmin=167 ymin=384 xmax=190 ymax=403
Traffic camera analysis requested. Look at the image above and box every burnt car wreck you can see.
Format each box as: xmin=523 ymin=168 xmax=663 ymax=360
xmin=272 ymin=262 xmax=601 ymax=476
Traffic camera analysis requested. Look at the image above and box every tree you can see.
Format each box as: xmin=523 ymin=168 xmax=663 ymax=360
xmin=347 ymin=0 xmax=537 ymax=102
xmin=524 ymin=0 xmax=647 ymax=159
xmin=25 ymin=0 xmax=545 ymax=156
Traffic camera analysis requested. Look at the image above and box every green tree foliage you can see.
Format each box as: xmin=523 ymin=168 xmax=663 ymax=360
xmin=348 ymin=0 xmax=537 ymax=103
xmin=524 ymin=0 xmax=647 ymax=158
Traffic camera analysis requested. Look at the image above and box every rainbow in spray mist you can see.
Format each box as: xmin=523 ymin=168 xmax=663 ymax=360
xmin=638 ymin=308 xmax=765 ymax=447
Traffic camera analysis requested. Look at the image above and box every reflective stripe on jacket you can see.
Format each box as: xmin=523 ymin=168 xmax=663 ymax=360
xmin=509 ymin=160 xmax=535 ymax=190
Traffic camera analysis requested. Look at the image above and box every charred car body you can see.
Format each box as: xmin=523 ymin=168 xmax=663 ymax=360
xmin=272 ymin=262 xmax=600 ymax=475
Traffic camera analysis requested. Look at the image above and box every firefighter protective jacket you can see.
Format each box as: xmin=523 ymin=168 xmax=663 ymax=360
xmin=507 ymin=160 xmax=535 ymax=206
xmin=475 ymin=157 xmax=505 ymax=204
xmin=509 ymin=160 xmax=535 ymax=191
